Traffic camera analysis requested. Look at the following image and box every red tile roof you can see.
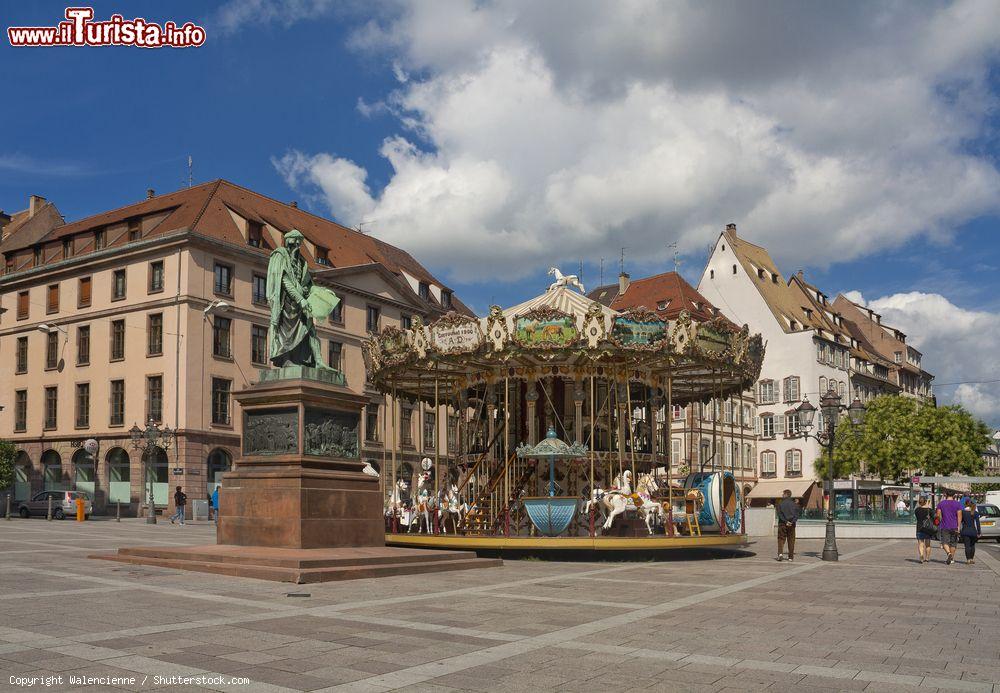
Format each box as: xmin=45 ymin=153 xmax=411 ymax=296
xmin=589 ymin=271 xmax=733 ymax=325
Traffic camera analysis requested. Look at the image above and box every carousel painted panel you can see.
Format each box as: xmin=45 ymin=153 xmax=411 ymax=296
xmin=694 ymin=323 xmax=731 ymax=355
xmin=430 ymin=314 xmax=484 ymax=354
xmin=610 ymin=309 xmax=668 ymax=350
xmin=513 ymin=308 xmax=578 ymax=349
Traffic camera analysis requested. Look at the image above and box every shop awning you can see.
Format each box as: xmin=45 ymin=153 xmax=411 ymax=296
xmin=747 ymin=479 xmax=816 ymax=500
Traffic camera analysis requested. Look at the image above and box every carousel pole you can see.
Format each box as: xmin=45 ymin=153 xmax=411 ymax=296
xmin=382 ymin=391 xmax=389 ymax=528
xmin=589 ymin=373 xmax=596 ymax=538
xmin=711 ymin=371 xmax=719 ymax=473
xmin=391 ymin=382 xmax=398 ymax=533
xmin=434 ymin=373 xmax=440 ymax=535
xmin=504 ymin=375 xmax=510 ymax=537
xmin=666 ymin=372 xmax=675 ymax=537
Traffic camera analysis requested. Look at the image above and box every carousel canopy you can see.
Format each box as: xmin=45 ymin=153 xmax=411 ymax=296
xmin=516 ymin=427 xmax=588 ymax=459
xmin=362 ymin=268 xmax=764 ymax=405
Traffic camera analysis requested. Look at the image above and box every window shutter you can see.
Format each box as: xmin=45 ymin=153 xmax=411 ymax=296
xmin=80 ymin=278 xmax=91 ymax=305
xmin=754 ymin=416 xmax=760 ymax=436
xmin=775 ymin=415 xmax=785 ymax=435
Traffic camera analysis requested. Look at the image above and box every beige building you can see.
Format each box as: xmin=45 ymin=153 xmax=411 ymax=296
xmin=0 ymin=180 xmax=469 ymax=515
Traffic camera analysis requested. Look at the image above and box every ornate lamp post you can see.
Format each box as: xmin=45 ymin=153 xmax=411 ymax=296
xmin=130 ymin=419 xmax=173 ymax=525
xmin=796 ymin=389 xmax=865 ymax=561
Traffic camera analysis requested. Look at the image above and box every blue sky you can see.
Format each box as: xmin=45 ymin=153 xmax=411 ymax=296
xmin=2 ymin=1 xmax=1000 ymax=428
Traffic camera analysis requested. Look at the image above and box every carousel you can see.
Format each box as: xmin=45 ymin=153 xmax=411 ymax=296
xmin=363 ymin=268 xmax=764 ymax=551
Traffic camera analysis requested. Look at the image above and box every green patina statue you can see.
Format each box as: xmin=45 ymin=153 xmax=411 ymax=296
xmin=266 ymin=229 xmax=341 ymax=369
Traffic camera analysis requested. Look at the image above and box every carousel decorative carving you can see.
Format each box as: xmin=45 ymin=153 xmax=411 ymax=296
xmin=581 ymin=301 xmax=607 ymax=348
xmin=410 ymin=315 xmax=429 ymax=358
xmin=669 ymin=310 xmax=697 ymax=353
xmin=377 ymin=325 xmax=413 ymax=367
xmin=609 ymin=307 xmax=669 ymax=351
xmin=485 ymin=305 xmax=509 ymax=352
xmin=513 ymin=306 xmax=579 ymax=350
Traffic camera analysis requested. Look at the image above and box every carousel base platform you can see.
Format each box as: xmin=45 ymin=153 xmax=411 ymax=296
xmin=90 ymin=545 xmax=502 ymax=584
xmin=385 ymin=533 xmax=749 ymax=552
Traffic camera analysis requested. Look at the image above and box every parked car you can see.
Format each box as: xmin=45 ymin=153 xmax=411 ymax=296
xmin=17 ymin=491 xmax=92 ymax=520
xmin=978 ymin=504 xmax=1000 ymax=542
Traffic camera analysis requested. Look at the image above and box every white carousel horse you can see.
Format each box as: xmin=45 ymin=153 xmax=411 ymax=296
xmin=438 ymin=483 xmax=468 ymax=534
xmin=547 ymin=267 xmax=586 ymax=294
xmin=411 ymin=472 xmax=438 ymax=533
xmin=587 ymin=472 xmax=665 ymax=534
xmin=386 ymin=479 xmax=416 ymax=530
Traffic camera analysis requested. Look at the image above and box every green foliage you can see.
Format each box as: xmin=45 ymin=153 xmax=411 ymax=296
xmin=971 ymin=483 xmax=1000 ymax=494
xmin=812 ymin=397 xmax=990 ymax=481
xmin=0 ymin=440 xmax=17 ymax=492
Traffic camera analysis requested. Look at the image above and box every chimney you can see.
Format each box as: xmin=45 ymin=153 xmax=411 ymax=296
xmin=29 ymin=195 xmax=46 ymax=218
xmin=146 ymin=188 xmax=155 ymax=200
xmin=618 ymin=272 xmax=630 ymax=295
xmin=726 ymin=222 xmax=736 ymax=235
xmin=797 ymin=269 xmax=804 ymax=279
xmin=290 ymin=200 xmax=298 ymax=208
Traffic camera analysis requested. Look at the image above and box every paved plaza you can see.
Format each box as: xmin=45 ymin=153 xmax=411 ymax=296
xmin=1 ymin=520 xmax=999 ymax=692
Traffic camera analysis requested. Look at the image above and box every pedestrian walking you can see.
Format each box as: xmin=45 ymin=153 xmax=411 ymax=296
xmin=776 ymin=489 xmax=799 ymax=561
xmin=914 ymin=496 xmax=935 ymax=563
xmin=211 ymin=485 xmax=220 ymax=526
xmin=169 ymin=486 xmax=187 ymax=525
xmin=960 ymin=499 xmax=982 ymax=565
xmin=935 ymin=491 xmax=962 ymax=565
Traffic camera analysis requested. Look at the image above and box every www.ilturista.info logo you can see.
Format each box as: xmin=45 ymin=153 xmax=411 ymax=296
xmin=8 ymin=7 xmax=206 ymax=48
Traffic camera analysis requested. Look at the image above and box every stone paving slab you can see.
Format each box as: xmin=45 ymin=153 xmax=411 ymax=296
xmin=1 ymin=519 xmax=999 ymax=691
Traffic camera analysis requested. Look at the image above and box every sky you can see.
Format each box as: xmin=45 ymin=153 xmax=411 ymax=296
xmin=2 ymin=0 xmax=999 ymax=429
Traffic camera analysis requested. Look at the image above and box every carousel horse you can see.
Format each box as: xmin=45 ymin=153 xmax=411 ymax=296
xmin=547 ymin=267 xmax=586 ymax=293
xmin=438 ymin=483 xmax=467 ymax=534
xmin=586 ymin=472 xmax=665 ymax=533
xmin=410 ymin=472 xmax=437 ymax=533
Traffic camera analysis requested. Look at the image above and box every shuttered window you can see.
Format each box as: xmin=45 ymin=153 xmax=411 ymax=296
xmin=47 ymin=284 xmax=59 ymax=313
xmin=17 ymin=291 xmax=29 ymax=319
xmin=78 ymin=277 xmax=92 ymax=307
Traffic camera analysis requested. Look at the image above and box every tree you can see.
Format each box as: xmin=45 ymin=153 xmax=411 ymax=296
xmin=813 ymin=396 xmax=990 ymax=480
xmin=0 ymin=440 xmax=16 ymax=494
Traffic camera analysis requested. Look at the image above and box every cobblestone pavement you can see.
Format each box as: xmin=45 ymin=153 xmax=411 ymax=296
xmin=1 ymin=519 xmax=999 ymax=692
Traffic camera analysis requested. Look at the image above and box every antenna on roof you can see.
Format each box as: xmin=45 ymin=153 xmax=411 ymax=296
xmin=578 ymin=261 xmax=583 ymax=286
xmin=669 ymin=242 xmax=681 ymax=273
xmin=356 ymin=219 xmax=376 ymax=234
xmin=600 ymin=258 xmax=604 ymax=287
xmin=187 ymin=156 xmax=193 ymax=188
xmin=620 ymin=247 xmax=626 ymax=275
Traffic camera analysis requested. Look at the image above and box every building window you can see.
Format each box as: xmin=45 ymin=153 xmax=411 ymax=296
xmin=148 ymin=260 xmax=164 ymax=293
xmin=785 ymin=449 xmax=802 ymax=475
xmin=672 ymin=405 xmax=683 ymax=420
xmin=14 ymin=390 xmax=27 ymax=432
xmin=401 ymin=315 xmax=412 ymax=330
xmin=400 ymin=408 xmax=413 ymax=446
xmin=424 ymin=412 xmax=436 ymax=450
xmin=710 ymin=269 xmax=715 ymax=279
xmin=365 ymin=406 xmax=379 ymax=442
xmin=112 ymin=268 xmax=126 ymax=300
xmin=213 ymin=317 xmax=232 ymax=358
xmin=838 ymin=380 xmax=846 ymax=399
xmin=110 ymin=319 xmax=125 ymax=360
xmin=16 ymin=336 xmax=28 ymax=374
xmin=75 ymin=383 xmax=90 ymax=428
xmin=78 ymin=276 xmax=92 ymax=307
xmin=146 ymin=375 xmax=163 ymax=423
xmin=758 ymin=380 xmax=776 ymax=404
xmin=247 ymin=220 xmax=263 ymax=248
xmin=328 ymin=340 xmax=343 ymax=370
xmin=213 ymin=262 xmax=233 ymax=295
xmin=128 ymin=218 xmax=141 ymax=242
xmin=147 ymin=313 xmax=163 ymax=356
xmin=760 ymin=414 xmax=775 ymax=439
xmin=46 ymin=284 xmax=59 ymax=313
xmin=761 ymin=450 xmax=777 ymax=475
xmin=448 ymin=415 xmax=458 ymax=451
xmin=785 ymin=411 xmax=800 ymax=437
xmin=44 ymin=386 xmax=58 ymax=430
xmin=252 ymin=273 xmax=267 ymax=305
xmin=251 ymin=324 xmax=267 ymax=364
xmin=64 ymin=235 xmax=75 ymax=257
xmin=366 ymin=305 xmax=380 ymax=333
xmin=17 ymin=290 xmax=29 ymax=319
xmin=33 ymin=246 xmax=42 ymax=266
xmin=330 ymin=300 xmax=343 ymax=323
xmin=211 ymin=378 xmax=231 ymax=425
xmin=418 ymin=282 xmax=429 ymax=300
xmin=442 ymin=291 xmax=453 ymax=309
xmin=315 ymin=246 xmax=330 ymax=266
xmin=110 ymin=380 xmax=125 ymax=426
xmin=724 ymin=400 xmax=733 ymax=424
xmin=819 ymin=376 xmax=827 ymax=395
xmin=671 ymin=438 xmax=682 ymax=463
xmin=783 ymin=376 xmax=800 ymax=402
xmin=77 ymin=325 xmax=90 ymax=366
xmin=94 ymin=229 xmax=106 ymax=250
xmin=45 ymin=331 xmax=59 ymax=369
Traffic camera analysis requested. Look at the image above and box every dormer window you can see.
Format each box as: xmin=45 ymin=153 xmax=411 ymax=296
xmin=419 ymin=282 xmax=429 ymax=300
xmin=757 ymin=268 xmax=765 ymax=279
xmin=33 ymin=246 xmax=42 ymax=266
xmin=315 ymin=246 xmax=331 ymax=266
xmin=94 ymin=229 xmax=106 ymax=250
xmin=128 ymin=218 xmax=141 ymax=242
xmin=442 ymin=290 xmax=453 ymax=309
xmin=247 ymin=221 xmax=263 ymax=248
xmin=62 ymin=238 xmax=73 ymax=258
xmin=657 ymin=300 xmax=668 ymax=311
xmin=771 ymin=273 xmax=778 ymax=283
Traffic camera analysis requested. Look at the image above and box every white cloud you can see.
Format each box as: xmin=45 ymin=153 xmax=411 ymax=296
xmin=864 ymin=291 xmax=1000 ymax=427
xmin=841 ymin=290 xmax=866 ymax=306
xmin=275 ymin=1 xmax=1000 ymax=281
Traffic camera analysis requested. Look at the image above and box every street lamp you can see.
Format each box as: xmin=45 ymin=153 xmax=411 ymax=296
xmin=130 ymin=419 xmax=173 ymax=524
xmin=797 ymin=389 xmax=865 ymax=562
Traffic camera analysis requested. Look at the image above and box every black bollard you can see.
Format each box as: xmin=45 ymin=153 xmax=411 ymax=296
xmin=116 ymin=501 xmax=121 ymax=522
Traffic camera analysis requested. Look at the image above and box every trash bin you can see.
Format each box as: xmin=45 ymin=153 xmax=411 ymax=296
xmin=191 ymin=499 xmax=209 ymax=521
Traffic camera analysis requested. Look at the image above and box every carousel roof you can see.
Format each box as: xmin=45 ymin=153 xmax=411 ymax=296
xmin=362 ymin=269 xmax=765 ymax=406
xmin=516 ymin=427 xmax=589 ymax=459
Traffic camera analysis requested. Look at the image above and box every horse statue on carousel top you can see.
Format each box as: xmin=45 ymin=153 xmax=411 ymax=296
xmin=547 ymin=267 xmax=586 ymax=294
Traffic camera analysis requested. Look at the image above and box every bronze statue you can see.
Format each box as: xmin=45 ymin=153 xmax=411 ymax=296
xmin=266 ymin=229 xmax=340 ymax=369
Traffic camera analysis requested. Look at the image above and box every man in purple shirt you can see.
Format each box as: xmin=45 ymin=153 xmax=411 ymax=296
xmin=936 ymin=492 xmax=963 ymax=565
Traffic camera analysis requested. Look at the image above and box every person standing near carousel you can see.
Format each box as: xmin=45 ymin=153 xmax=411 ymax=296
xmin=266 ymin=229 xmax=329 ymax=368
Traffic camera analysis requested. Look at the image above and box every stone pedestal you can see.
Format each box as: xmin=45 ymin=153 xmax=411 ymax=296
xmin=217 ymin=371 xmax=383 ymax=549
